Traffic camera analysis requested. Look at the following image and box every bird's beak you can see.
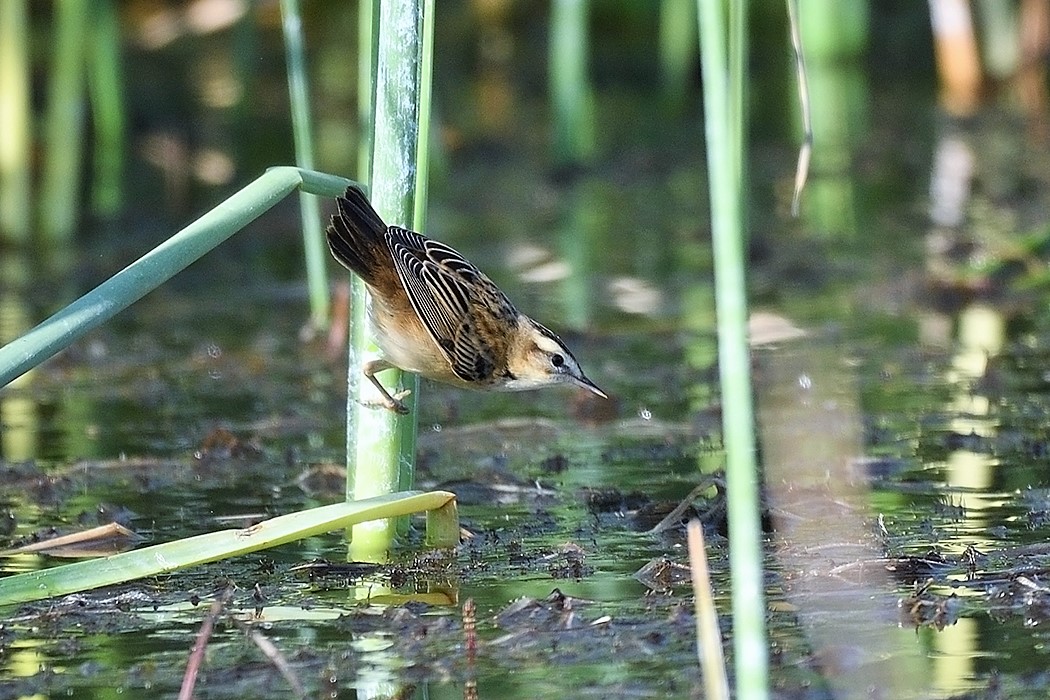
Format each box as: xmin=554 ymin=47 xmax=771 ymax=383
xmin=572 ymin=373 xmax=608 ymax=399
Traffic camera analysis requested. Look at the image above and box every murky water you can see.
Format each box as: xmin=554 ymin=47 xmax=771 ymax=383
xmin=6 ymin=5 xmax=1050 ymax=699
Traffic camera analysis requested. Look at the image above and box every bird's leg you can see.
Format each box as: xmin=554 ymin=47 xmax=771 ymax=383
xmin=363 ymin=358 xmax=411 ymax=414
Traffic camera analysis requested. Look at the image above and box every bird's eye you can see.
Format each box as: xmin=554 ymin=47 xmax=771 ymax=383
xmin=550 ymin=354 xmax=565 ymax=368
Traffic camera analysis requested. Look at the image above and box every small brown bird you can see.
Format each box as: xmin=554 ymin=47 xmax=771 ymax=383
xmin=326 ymin=186 xmax=606 ymax=414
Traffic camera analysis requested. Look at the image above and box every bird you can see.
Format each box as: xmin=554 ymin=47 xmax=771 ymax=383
xmin=326 ymin=185 xmax=607 ymax=414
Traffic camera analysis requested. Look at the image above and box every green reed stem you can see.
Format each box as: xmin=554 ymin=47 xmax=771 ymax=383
xmin=347 ymin=0 xmax=432 ymax=558
xmin=87 ymin=0 xmax=124 ymax=217
xmin=357 ymin=0 xmax=377 ymax=185
xmin=549 ymin=0 xmax=593 ymax=167
xmin=281 ymin=0 xmax=330 ymax=329
xmin=697 ymin=0 xmax=768 ymax=697
xmin=413 ymin=0 xmax=435 ymax=233
xmin=0 ymin=0 xmax=32 ymax=243
xmin=0 ymin=168 xmax=354 ymax=389
xmin=660 ymin=0 xmax=696 ymax=108
xmin=39 ymin=0 xmax=88 ymax=243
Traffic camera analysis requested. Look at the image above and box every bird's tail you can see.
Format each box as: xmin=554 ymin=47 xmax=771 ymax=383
xmin=326 ymin=186 xmax=389 ymax=283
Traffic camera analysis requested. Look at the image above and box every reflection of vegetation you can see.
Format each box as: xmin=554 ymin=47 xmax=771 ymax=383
xmin=0 ymin=252 xmax=35 ymax=461
xmin=794 ymin=0 xmax=869 ymax=238
xmin=557 ymin=183 xmax=599 ymax=330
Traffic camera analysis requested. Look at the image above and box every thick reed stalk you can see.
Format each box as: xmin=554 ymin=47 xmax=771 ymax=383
xmin=347 ymin=0 xmax=433 ymax=558
xmin=396 ymin=0 xmax=436 ymax=526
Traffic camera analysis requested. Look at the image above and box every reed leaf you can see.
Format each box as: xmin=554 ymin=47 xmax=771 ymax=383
xmin=0 ymin=167 xmax=354 ymax=389
xmin=0 ymin=491 xmax=457 ymax=606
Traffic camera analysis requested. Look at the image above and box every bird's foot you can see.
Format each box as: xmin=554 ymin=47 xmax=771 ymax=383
xmin=363 ymin=388 xmax=412 ymax=415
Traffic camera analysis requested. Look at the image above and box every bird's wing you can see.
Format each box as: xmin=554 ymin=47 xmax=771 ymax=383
xmin=386 ymin=226 xmax=507 ymax=382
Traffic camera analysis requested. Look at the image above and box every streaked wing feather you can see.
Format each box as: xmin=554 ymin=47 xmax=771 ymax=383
xmin=452 ymin=319 xmax=496 ymax=382
xmin=386 ymin=227 xmax=501 ymax=382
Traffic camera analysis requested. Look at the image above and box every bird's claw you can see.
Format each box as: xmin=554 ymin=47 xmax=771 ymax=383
xmin=364 ymin=389 xmax=412 ymax=415
xmin=388 ymin=389 xmax=412 ymax=415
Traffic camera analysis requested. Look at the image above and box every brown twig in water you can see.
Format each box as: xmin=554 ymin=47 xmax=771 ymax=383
xmin=645 ymin=476 xmax=724 ymax=535
xmin=179 ymin=586 xmax=234 ymax=700
xmin=242 ymin=625 xmax=307 ymax=699
xmin=687 ymin=519 xmax=729 ymax=700
xmin=463 ymin=597 xmax=478 ymax=700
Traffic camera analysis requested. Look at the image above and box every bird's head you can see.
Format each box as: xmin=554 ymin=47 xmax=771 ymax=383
xmin=504 ymin=318 xmax=607 ymax=398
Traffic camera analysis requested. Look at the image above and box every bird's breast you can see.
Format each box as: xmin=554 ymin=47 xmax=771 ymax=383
xmin=366 ymin=289 xmax=481 ymax=387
